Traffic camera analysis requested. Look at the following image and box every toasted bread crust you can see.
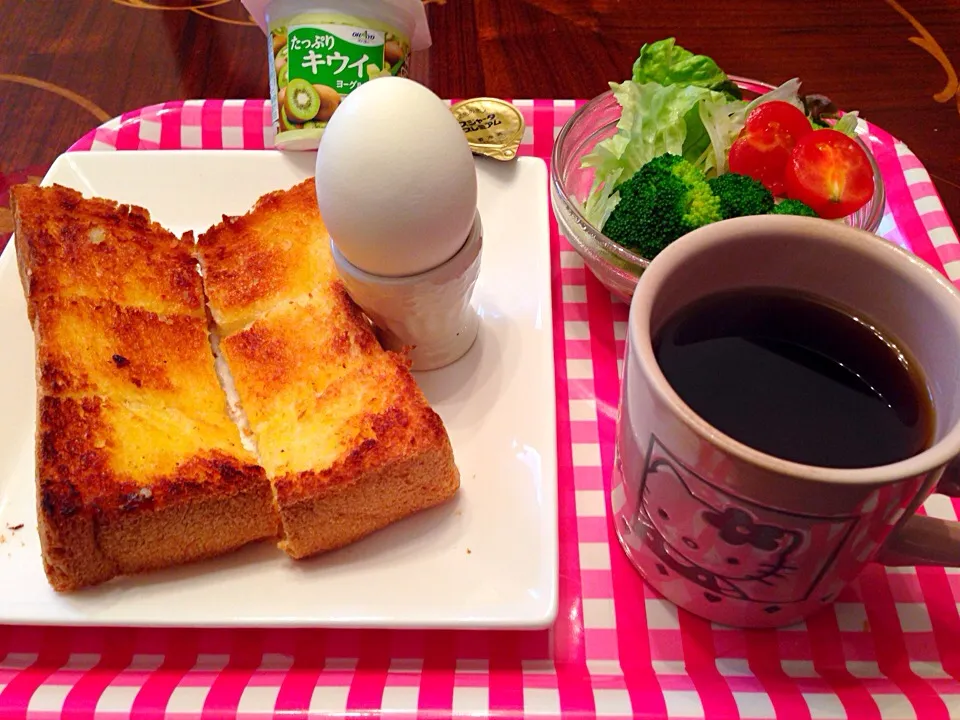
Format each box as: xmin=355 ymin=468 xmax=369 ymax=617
xmin=200 ymin=178 xmax=460 ymax=558
xmin=275 ymin=354 xmax=458 ymax=558
xmin=271 ymin=353 xmax=451 ymax=502
xmin=11 ymin=184 xmax=203 ymax=319
xmin=279 ymin=442 xmax=459 ymax=558
xmin=15 ymin=184 xmax=277 ymax=592
xmin=38 ymin=396 xmax=269 ymax=516
xmin=196 ymin=179 xmax=337 ymax=334
xmin=37 ymin=394 xmax=277 ymax=592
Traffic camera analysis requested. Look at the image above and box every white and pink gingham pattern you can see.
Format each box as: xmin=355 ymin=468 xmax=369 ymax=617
xmin=2 ymin=98 xmax=959 ymax=719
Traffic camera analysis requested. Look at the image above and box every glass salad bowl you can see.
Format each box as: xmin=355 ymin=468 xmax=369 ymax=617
xmin=551 ymin=76 xmax=886 ymax=302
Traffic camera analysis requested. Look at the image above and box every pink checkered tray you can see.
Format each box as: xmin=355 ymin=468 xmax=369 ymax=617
xmin=2 ymin=99 xmax=960 ymax=719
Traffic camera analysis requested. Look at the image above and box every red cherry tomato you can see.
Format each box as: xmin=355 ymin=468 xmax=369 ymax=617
xmin=743 ymin=100 xmax=814 ymax=141
xmin=784 ymin=129 xmax=875 ymax=219
xmin=728 ymin=101 xmax=813 ymax=195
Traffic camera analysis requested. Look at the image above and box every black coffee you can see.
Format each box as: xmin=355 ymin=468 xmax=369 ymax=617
xmin=653 ymin=288 xmax=933 ymax=468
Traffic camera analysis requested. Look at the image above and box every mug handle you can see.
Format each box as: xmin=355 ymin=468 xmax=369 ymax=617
xmin=878 ymin=457 xmax=960 ymax=566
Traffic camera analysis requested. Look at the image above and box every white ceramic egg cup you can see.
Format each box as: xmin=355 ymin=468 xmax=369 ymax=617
xmin=331 ymin=211 xmax=483 ymax=371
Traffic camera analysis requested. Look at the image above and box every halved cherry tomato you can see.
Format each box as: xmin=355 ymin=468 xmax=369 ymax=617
xmin=744 ymin=100 xmax=814 ymax=142
xmin=784 ymin=129 xmax=875 ymax=219
xmin=728 ymin=101 xmax=813 ymax=195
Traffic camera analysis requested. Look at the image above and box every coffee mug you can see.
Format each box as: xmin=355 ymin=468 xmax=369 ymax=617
xmin=613 ymin=215 xmax=960 ymax=628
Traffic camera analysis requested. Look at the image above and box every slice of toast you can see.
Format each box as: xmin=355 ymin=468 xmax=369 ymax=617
xmin=196 ymin=180 xmax=338 ymax=337
xmin=12 ymin=184 xmax=277 ymax=592
xmin=197 ymin=179 xmax=460 ymax=559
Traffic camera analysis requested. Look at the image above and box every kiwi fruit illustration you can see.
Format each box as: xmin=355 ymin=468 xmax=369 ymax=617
xmin=313 ymin=84 xmax=341 ymax=121
xmin=285 ymin=78 xmax=320 ymax=122
xmin=383 ymin=40 xmax=403 ymax=65
xmin=279 ymin=105 xmax=299 ymax=132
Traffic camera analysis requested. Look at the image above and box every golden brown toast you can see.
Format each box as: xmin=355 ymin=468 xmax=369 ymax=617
xmin=12 ymin=184 xmax=277 ymax=592
xmin=197 ymin=180 xmax=338 ymax=336
xmin=197 ymin=179 xmax=460 ymax=559
xmin=13 ymin=185 xmax=203 ymax=323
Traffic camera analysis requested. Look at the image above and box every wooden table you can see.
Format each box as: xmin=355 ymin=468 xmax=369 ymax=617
xmin=1 ymin=0 xmax=958 ymax=235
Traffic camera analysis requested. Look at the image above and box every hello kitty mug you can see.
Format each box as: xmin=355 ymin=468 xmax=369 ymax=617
xmin=613 ymin=215 xmax=960 ymax=628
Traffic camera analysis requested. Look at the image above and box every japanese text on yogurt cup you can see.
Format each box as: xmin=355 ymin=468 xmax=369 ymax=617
xmin=268 ymin=10 xmax=411 ymax=149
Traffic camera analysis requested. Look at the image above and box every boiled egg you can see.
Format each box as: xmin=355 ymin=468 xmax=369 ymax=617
xmin=315 ymin=77 xmax=478 ymax=277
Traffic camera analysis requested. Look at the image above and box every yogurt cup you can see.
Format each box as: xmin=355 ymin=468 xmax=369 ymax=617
xmin=243 ymin=0 xmax=432 ymax=150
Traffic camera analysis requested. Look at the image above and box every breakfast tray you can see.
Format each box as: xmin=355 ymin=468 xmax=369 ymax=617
xmin=2 ymin=99 xmax=959 ymax=719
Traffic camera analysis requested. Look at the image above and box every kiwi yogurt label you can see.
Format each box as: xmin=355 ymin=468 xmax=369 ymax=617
xmin=269 ymin=12 xmax=411 ymax=150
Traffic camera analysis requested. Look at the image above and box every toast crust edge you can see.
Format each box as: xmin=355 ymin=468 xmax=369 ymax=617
xmin=39 ymin=479 xmax=278 ymax=592
xmin=10 ymin=183 xmax=204 ymax=318
xmin=273 ymin=354 xmax=460 ymax=558
xmin=37 ymin=396 xmax=280 ymax=592
xmin=278 ymin=441 xmax=460 ymax=559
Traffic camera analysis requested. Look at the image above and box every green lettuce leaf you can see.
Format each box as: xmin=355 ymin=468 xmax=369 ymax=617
xmin=631 ymin=38 xmax=739 ymax=98
xmin=833 ymin=112 xmax=860 ymax=137
xmin=579 ymin=80 xmax=734 ymax=228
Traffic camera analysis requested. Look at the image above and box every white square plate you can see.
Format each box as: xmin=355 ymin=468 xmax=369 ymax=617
xmin=0 ymin=150 xmax=557 ymax=629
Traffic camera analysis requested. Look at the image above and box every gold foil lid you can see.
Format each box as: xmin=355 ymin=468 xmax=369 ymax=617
xmin=450 ymin=97 xmax=524 ymax=161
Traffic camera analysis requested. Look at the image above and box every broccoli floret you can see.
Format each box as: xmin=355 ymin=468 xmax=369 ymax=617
xmin=771 ymin=199 xmax=819 ymax=218
xmin=708 ymin=172 xmax=774 ymax=219
xmin=602 ymin=154 xmax=723 ymax=259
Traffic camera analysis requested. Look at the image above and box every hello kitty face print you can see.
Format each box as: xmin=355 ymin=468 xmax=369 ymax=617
xmin=632 ymin=437 xmax=859 ymax=609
